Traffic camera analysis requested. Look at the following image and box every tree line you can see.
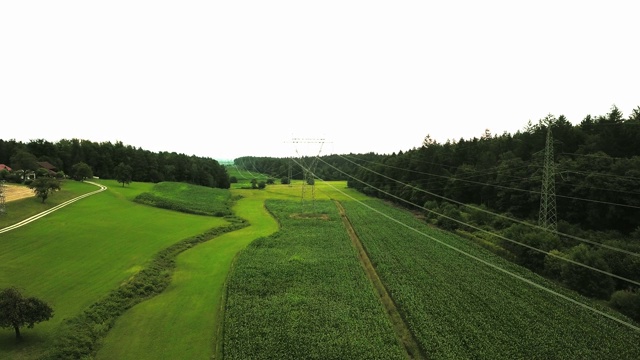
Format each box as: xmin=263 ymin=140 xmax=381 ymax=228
xmin=0 ymin=138 xmax=230 ymax=189
xmin=238 ymin=105 xmax=640 ymax=235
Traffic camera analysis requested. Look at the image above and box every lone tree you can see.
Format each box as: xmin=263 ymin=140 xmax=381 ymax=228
xmin=114 ymin=162 xmax=133 ymax=187
xmin=71 ymin=162 xmax=93 ymax=181
xmin=0 ymin=287 xmax=53 ymax=340
xmin=28 ymin=177 xmax=61 ymax=203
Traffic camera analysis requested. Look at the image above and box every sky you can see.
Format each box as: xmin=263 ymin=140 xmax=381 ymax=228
xmin=1 ymin=1 xmax=638 ymax=161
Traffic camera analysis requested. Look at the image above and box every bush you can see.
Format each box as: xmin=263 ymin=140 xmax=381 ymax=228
xmin=609 ymin=289 xmax=640 ymax=321
xmin=436 ymin=203 xmax=464 ymax=231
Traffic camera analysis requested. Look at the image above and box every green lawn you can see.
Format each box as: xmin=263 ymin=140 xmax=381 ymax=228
xmin=0 ymin=180 xmax=97 ymax=229
xmin=0 ymin=180 xmax=225 ymax=359
xmin=95 ymin=188 xmax=280 ymax=359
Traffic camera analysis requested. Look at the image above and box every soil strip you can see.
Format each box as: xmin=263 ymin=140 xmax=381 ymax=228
xmin=334 ymin=200 xmax=426 ymax=360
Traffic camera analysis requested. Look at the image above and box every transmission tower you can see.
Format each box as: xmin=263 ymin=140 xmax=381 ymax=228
xmin=289 ymin=137 xmax=326 ymax=213
xmin=538 ymin=125 xmax=557 ymax=231
xmin=0 ymin=180 xmax=6 ymax=215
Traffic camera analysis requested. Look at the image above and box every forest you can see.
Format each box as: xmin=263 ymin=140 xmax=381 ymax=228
xmin=235 ymin=106 xmax=640 ymax=320
xmin=0 ymin=138 xmax=230 ymax=189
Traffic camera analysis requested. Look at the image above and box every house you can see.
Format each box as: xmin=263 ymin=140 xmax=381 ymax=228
xmin=0 ymin=164 xmax=11 ymax=172
xmin=37 ymin=161 xmax=58 ymax=176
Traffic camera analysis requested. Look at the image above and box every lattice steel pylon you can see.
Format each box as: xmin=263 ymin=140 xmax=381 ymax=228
xmin=538 ymin=125 xmax=557 ymax=232
xmin=289 ymin=137 xmax=326 ymax=213
xmin=0 ymin=180 xmax=6 ymax=215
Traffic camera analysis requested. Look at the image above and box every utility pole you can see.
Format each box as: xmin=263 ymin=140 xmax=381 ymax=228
xmin=538 ymin=124 xmax=557 ymax=232
xmin=0 ymin=180 xmax=6 ymax=215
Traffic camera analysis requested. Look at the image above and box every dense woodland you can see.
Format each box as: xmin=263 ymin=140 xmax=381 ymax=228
xmin=236 ymin=106 xmax=640 ymax=320
xmin=0 ymin=138 xmax=230 ymax=188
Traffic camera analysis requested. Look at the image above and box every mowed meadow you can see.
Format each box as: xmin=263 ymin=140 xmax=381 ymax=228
xmin=1 ymin=168 xmax=640 ymax=359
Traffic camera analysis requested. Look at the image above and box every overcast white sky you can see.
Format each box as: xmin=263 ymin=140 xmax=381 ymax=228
xmin=1 ymin=1 xmax=638 ymax=161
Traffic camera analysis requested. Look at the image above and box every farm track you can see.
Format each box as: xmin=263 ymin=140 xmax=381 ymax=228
xmin=0 ymin=181 xmax=107 ymax=234
xmin=335 ymin=200 xmax=426 ymax=360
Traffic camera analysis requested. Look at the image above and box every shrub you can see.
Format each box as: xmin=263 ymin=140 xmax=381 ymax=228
xmin=609 ymin=289 xmax=640 ymax=321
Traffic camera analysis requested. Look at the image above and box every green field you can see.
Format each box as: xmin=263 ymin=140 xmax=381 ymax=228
xmin=222 ymin=199 xmax=406 ymax=359
xmin=0 ymin=180 xmax=228 ymax=359
xmin=2 ymin=175 xmax=638 ymax=359
xmin=341 ymin=199 xmax=640 ymax=359
xmin=133 ymin=181 xmax=233 ymax=216
xmin=95 ymin=187 xmax=280 ymax=359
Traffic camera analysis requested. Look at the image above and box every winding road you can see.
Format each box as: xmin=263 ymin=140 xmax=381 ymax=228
xmin=0 ymin=181 xmax=107 ymax=234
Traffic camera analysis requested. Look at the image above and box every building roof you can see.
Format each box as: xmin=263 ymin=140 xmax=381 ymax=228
xmin=0 ymin=164 xmax=11 ymax=172
xmin=38 ymin=161 xmax=57 ymax=172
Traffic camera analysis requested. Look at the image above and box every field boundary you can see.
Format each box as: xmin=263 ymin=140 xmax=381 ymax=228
xmin=334 ymin=200 xmax=426 ymax=360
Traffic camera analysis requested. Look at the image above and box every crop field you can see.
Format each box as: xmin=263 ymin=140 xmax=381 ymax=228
xmin=341 ymin=199 xmax=640 ymax=359
xmin=222 ymin=199 xmax=406 ymax=359
xmin=133 ymin=181 xmax=233 ymax=216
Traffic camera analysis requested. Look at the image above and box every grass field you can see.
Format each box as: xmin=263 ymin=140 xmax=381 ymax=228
xmin=0 ymin=180 xmax=97 ymax=229
xmin=0 ymin=180 xmax=227 ymax=359
xmin=95 ymin=187 xmax=280 ymax=359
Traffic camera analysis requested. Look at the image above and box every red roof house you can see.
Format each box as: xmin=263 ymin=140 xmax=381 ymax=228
xmin=0 ymin=164 xmax=11 ymax=172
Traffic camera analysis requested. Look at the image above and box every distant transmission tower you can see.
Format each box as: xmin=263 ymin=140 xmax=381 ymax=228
xmin=0 ymin=180 xmax=6 ymax=215
xmin=538 ymin=124 xmax=557 ymax=232
xmin=289 ymin=137 xmax=326 ymax=213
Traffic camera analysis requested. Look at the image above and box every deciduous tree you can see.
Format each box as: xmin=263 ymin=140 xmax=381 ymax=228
xmin=114 ymin=162 xmax=133 ymax=187
xmin=27 ymin=177 xmax=61 ymax=203
xmin=71 ymin=162 xmax=93 ymax=181
xmin=0 ymin=287 xmax=53 ymax=340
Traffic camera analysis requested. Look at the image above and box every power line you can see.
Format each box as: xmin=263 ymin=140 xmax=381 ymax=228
xmin=300 ymin=161 xmax=640 ymax=332
xmin=328 ymin=155 xmax=640 ymax=258
xmin=343 ymin=154 xmax=640 ymax=210
xmin=321 ymin=157 xmax=640 ymax=286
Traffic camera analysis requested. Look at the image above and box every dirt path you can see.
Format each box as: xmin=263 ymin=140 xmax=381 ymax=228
xmin=334 ymin=200 xmax=426 ymax=360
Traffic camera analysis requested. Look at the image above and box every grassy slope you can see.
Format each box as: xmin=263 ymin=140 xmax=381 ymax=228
xmin=133 ymin=182 xmax=233 ymax=216
xmin=95 ymin=187 xmax=279 ymax=359
xmin=0 ymin=180 xmax=224 ymax=360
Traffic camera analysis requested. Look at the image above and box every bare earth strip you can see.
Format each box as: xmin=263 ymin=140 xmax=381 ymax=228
xmin=335 ymin=200 xmax=427 ymax=360
xmin=3 ymin=184 xmax=35 ymax=202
